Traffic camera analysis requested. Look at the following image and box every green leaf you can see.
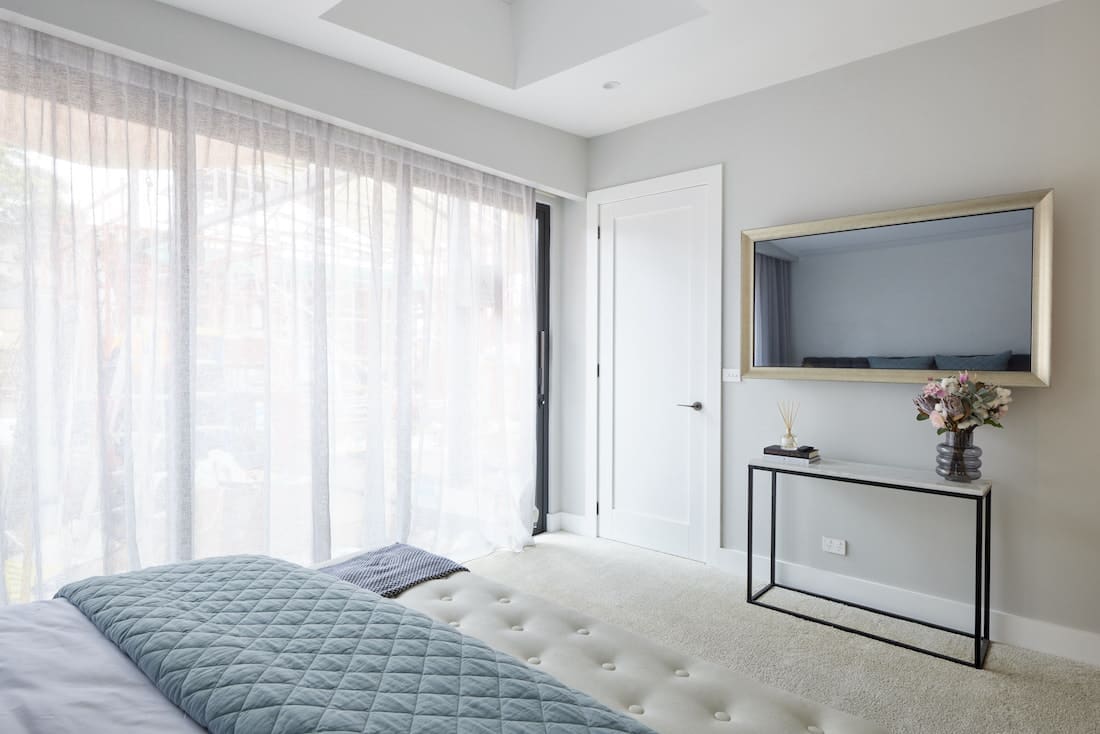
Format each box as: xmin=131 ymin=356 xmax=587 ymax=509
xmin=916 ymin=413 xmax=929 ymax=421
xmin=936 ymin=428 xmax=947 ymax=435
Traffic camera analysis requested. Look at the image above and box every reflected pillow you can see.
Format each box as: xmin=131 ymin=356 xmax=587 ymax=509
xmin=868 ymin=356 xmax=934 ymax=369
xmin=935 ymin=350 xmax=1012 ymax=371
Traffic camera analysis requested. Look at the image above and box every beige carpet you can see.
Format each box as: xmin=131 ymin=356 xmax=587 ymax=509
xmin=466 ymin=532 xmax=1100 ymax=734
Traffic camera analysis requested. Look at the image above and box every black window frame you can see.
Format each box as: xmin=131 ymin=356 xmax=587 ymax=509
xmin=533 ymin=202 xmax=551 ymax=534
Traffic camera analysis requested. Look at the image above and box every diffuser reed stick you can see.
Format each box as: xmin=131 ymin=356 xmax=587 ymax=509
xmin=778 ymin=400 xmax=799 ymax=449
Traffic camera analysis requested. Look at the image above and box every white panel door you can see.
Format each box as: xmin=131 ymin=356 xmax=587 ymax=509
xmin=597 ymin=186 xmax=708 ymax=560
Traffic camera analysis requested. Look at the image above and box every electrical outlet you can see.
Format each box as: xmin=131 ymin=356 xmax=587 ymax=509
xmin=822 ymin=536 xmax=847 ymax=556
xmin=722 ymin=368 xmax=741 ymax=382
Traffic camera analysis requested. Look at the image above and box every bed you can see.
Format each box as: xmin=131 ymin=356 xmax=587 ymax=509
xmin=0 ymin=555 xmax=887 ymax=734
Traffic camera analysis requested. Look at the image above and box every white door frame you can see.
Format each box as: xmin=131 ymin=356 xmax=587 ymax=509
xmin=585 ymin=165 xmax=723 ymax=564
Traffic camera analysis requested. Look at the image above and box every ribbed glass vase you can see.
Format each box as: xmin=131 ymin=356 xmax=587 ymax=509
xmin=936 ymin=429 xmax=983 ymax=482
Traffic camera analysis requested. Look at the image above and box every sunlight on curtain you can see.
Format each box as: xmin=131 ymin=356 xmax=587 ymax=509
xmin=0 ymin=21 xmax=536 ymax=604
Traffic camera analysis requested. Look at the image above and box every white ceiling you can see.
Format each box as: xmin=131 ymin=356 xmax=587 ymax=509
xmin=153 ymin=0 xmax=1061 ymax=138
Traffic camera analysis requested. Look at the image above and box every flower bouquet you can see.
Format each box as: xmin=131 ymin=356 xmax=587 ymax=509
xmin=913 ymin=372 xmax=1011 ymax=481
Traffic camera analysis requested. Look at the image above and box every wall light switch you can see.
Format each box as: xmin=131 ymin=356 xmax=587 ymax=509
xmin=822 ymin=536 xmax=847 ymax=556
xmin=722 ymin=368 xmax=741 ymax=383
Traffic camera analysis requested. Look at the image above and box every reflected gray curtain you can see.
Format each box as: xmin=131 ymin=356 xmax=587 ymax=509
xmin=754 ymin=254 xmax=793 ymax=366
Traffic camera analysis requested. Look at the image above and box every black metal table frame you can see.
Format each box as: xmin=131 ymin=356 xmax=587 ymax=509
xmin=746 ymin=463 xmax=991 ymax=668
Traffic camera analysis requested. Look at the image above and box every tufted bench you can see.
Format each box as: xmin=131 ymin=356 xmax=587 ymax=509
xmin=398 ymin=572 xmax=887 ymax=734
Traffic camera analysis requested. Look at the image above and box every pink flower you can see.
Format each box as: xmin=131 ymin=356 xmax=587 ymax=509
xmin=929 ymin=411 xmax=946 ymax=429
xmin=922 ymin=383 xmax=946 ymax=398
xmin=959 ymin=371 xmax=970 ymax=384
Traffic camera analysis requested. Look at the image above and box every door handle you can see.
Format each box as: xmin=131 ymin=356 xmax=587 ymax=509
xmin=677 ymin=401 xmax=703 ymax=411
xmin=538 ymin=330 xmax=547 ymax=398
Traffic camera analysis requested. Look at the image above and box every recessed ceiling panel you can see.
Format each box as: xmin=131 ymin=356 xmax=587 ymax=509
xmin=322 ymin=0 xmax=515 ymax=87
xmin=322 ymin=0 xmax=708 ymax=89
xmin=510 ymin=0 xmax=708 ymax=87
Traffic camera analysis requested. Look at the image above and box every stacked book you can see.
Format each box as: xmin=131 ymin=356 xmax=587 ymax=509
xmin=763 ymin=445 xmax=821 ymax=465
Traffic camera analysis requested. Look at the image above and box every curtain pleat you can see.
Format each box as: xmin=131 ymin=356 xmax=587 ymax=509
xmin=754 ymin=253 xmax=793 ymax=367
xmin=0 ymin=20 xmax=537 ymax=603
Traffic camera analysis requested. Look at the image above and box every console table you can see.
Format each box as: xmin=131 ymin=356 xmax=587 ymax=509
xmin=746 ymin=458 xmax=991 ymax=668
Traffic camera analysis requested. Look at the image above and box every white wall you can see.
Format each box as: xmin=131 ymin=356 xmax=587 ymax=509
xmin=787 ymin=229 xmax=1033 ymax=364
xmin=582 ymin=0 xmax=1100 ymax=642
xmin=0 ymin=0 xmax=587 ymax=198
xmin=553 ymin=202 xmax=590 ymax=515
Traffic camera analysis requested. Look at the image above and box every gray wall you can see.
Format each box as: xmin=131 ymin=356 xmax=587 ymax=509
xmin=580 ymin=0 xmax=1100 ymax=634
xmin=787 ymin=230 xmax=1033 ymax=364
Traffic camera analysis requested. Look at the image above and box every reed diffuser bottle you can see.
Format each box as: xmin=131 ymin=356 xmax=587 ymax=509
xmin=778 ymin=400 xmax=799 ymax=450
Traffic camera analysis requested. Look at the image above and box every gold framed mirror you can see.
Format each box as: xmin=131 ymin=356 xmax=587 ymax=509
xmin=740 ymin=190 xmax=1053 ymax=387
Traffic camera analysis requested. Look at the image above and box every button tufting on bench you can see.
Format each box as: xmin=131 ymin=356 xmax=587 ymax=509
xmin=448 ymin=621 xmax=460 ymax=627
xmin=395 ymin=574 xmax=888 ymax=734
xmin=440 ymin=595 xmax=452 ymax=602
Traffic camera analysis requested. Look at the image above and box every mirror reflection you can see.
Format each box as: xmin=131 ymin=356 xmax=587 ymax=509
xmin=753 ymin=209 xmax=1034 ymax=372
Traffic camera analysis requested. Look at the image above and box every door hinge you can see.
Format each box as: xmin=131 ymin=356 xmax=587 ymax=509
xmin=596 ymin=225 xmax=601 ymax=240
xmin=596 ymin=502 xmax=600 ymax=515
xmin=596 ymin=363 xmax=600 ymax=378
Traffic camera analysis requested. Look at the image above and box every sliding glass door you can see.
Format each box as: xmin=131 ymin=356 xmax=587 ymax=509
xmin=0 ymin=20 xmax=538 ymax=603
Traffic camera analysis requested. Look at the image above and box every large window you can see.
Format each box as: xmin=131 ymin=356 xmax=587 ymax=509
xmin=0 ymin=22 xmax=537 ymax=604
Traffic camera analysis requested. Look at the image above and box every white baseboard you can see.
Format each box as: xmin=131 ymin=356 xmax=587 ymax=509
xmin=546 ymin=512 xmax=596 ymax=536
xmin=533 ymin=527 xmax=1100 ymax=667
xmin=713 ymin=547 xmax=1100 ymax=668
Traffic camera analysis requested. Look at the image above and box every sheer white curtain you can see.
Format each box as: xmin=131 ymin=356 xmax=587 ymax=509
xmin=0 ymin=21 xmax=537 ymax=604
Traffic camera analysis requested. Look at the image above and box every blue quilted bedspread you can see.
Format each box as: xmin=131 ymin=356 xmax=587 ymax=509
xmin=56 ymin=556 xmax=656 ymax=734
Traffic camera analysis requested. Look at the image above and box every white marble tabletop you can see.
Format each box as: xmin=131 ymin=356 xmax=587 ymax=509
xmin=750 ymin=457 xmax=992 ymax=497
